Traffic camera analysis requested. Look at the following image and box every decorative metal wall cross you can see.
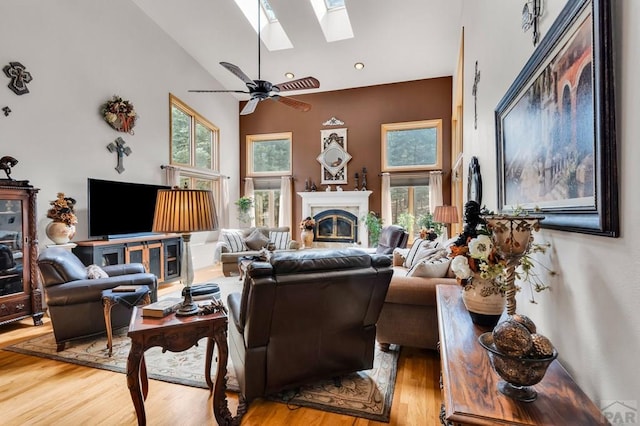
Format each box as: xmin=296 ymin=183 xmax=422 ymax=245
xmin=3 ymin=62 xmax=33 ymax=95
xmin=472 ymin=61 xmax=481 ymax=130
xmin=107 ymin=137 xmax=132 ymax=174
xmin=522 ymin=0 xmax=543 ymax=46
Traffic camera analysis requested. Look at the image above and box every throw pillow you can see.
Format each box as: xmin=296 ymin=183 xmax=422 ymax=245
xmin=86 ymin=264 xmax=108 ymax=279
xmin=269 ymin=231 xmax=291 ymax=250
xmin=406 ymin=256 xmax=452 ymax=278
xmin=244 ymin=228 xmax=270 ymax=251
xmin=221 ymin=230 xmax=247 ymax=253
xmin=403 ymin=238 xmax=439 ymax=269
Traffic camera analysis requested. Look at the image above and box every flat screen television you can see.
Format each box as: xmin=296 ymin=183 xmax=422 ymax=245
xmin=87 ymin=178 xmax=170 ymax=239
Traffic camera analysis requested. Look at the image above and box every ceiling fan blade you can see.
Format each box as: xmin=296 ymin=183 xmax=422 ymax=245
xmin=240 ymin=97 xmax=260 ymax=115
xmin=273 ymin=77 xmax=320 ymax=92
xmin=270 ymin=95 xmax=312 ymax=112
xmin=220 ymin=62 xmax=257 ymax=88
xmin=188 ymin=89 xmax=250 ymax=94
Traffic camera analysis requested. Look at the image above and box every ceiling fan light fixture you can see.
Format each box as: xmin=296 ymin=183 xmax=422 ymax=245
xmin=354 ymin=62 xmax=365 ymax=70
xmin=285 ymin=72 xmax=295 ymax=79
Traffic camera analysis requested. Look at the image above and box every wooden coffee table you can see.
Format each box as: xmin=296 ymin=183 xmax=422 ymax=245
xmin=126 ymin=306 xmax=244 ymax=425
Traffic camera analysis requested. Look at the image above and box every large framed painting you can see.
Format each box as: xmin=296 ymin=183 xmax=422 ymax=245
xmin=318 ymin=128 xmax=351 ymax=184
xmin=495 ymin=0 xmax=617 ymax=237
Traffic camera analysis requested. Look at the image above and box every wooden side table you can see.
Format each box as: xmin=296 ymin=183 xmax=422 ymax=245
xmin=436 ymin=285 xmax=608 ymax=426
xmin=126 ymin=306 xmax=244 ymax=425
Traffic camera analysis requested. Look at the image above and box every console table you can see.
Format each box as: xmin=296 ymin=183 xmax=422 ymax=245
xmin=436 ymin=285 xmax=608 ymax=425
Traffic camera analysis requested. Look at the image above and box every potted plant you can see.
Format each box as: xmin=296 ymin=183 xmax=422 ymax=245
xmin=45 ymin=192 xmax=78 ymax=244
xmin=235 ymin=196 xmax=253 ymax=227
xmin=362 ymin=211 xmax=383 ymax=247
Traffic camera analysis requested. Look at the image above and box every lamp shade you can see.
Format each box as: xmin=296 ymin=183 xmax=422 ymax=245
xmin=152 ymin=189 xmax=218 ymax=233
xmin=433 ymin=205 xmax=459 ymax=224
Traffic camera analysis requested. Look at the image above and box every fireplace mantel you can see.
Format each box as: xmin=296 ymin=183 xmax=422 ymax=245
xmin=298 ymin=190 xmax=372 ymax=247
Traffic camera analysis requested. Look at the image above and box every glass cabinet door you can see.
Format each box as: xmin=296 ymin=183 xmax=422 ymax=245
xmin=0 ymin=199 xmax=24 ymax=296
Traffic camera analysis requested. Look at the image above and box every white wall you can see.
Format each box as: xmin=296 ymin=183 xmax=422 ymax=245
xmin=461 ymin=0 xmax=639 ymax=410
xmin=0 ymin=0 xmax=241 ymax=269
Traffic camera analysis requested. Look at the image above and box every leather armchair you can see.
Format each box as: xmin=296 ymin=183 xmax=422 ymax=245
xmin=375 ymin=225 xmax=409 ymax=254
xmin=227 ymin=249 xmax=393 ymax=403
xmin=37 ymin=247 xmax=158 ymax=351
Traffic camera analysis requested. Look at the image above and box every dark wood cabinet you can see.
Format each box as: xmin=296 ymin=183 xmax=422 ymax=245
xmin=73 ymin=235 xmax=181 ymax=284
xmin=0 ymin=181 xmax=43 ymax=326
xmin=436 ymin=285 xmax=608 ymax=426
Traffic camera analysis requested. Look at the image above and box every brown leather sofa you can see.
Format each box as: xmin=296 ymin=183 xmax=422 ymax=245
xmin=37 ymin=247 xmax=158 ymax=351
xmin=227 ymin=249 xmax=393 ymax=403
xmin=376 ymin=250 xmax=458 ymax=351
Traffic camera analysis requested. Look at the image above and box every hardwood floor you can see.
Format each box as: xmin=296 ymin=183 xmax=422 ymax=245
xmin=0 ymin=266 xmax=442 ymax=425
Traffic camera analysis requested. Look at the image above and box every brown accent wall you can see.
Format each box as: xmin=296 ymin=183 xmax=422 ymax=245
xmin=239 ymin=77 xmax=453 ymax=229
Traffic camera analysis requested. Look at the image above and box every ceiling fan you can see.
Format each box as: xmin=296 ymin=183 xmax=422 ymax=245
xmin=189 ymin=1 xmax=320 ymax=115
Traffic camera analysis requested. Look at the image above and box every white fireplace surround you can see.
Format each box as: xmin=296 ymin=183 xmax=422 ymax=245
xmin=298 ymin=190 xmax=372 ymax=247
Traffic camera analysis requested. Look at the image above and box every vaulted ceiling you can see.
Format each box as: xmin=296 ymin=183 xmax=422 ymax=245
xmin=132 ymin=0 xmax=463 ymax=97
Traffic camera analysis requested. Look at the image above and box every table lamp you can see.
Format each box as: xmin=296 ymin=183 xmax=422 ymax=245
xmin=433 ymin=205 xmax=459 ymax=241
xmin=153 ymin=188 xmax=218 ymax=316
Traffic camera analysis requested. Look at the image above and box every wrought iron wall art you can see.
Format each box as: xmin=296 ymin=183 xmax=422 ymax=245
xmin=3 ymin=62 xmax=33 ymax=95
xmin=107 ymin=137 xmax=132 ymax=174
xmin=522 ymin=0 xmax=544 ymax=46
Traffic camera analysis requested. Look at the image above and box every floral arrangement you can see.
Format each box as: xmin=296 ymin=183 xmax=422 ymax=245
xmin=300 ymin=216 xmax=316 ymax=230
xmin=449 ymin=201 xmax=554 ymax=303
xmin=101 ymin=95 xmax=137 ymax=134
xmin=449 ymin=201 xmax=505 ymax=286
xmin=47 ymin=192 xmax=77 ymax=226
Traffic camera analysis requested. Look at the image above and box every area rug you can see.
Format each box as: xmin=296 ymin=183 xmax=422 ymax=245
xmin=4 ymin=277 xmax=400 ymax=422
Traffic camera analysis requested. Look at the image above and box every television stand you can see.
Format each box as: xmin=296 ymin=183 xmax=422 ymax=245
xmin=73 ymin=234 xmax=182 ymax=284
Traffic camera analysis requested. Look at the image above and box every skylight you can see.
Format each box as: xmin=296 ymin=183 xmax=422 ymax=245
xmin=310 ymin=0 xmax=354 ymax=42
xmin=324 ymin=0 xmax=345 ymax=11
xmin=233 ymin=0 xmax=293 ymax=51
xmin=260 ymin=0 xmax=278 ymax=23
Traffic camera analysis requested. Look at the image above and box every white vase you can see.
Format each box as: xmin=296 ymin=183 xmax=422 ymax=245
xmin=461 ymin=273 xmax=506 ymax=327
xmin=46 ymin=221 xmax=76 ymax=245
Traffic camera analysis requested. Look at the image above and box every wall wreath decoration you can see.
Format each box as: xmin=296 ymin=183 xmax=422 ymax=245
xmin=101 ymin=95 xmax=138 ymax=135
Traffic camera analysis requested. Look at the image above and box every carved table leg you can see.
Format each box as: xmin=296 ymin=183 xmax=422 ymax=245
xmin=102 ymin=296 xmax=115 ymax=356
xmin=211 ymin=320 xmax=246 ymax=425
xmin=127 ymin=340 xmax=147 ymax=425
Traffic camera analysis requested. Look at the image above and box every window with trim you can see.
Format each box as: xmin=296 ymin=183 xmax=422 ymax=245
xmin=254 ymin=179 xmax=281 ymax=228
xmin=170 ymin=94 xmax=220 ymax=199
xmin=247 ymin=133 xmax=292 ymax=226
xmin=381 ymin=119 xmax=443 ymax=172
xmin=390 ymin=174 xmax=430 ymax=240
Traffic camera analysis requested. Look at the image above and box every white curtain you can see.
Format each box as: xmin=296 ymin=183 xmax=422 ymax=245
xmin=381 ymin=172 xmax=392 ymax=225
xmin=278 ymin=176 xmax=292 ymax=229
xmin=163 ymin=165 xmax=180 ymax=188
xmin=429 ymin=171 xmax=443 ymax=213
xmin=218 ymin=177 xmax=229 ymax=229
xmin=244 ymin=177 xmax=256 ymax=227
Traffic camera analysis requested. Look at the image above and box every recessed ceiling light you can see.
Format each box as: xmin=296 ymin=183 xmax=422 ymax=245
xmin=285 ymin=72 xmax=295 ymax=79
xmin=354 ymin=62 xmax=365 ymax=70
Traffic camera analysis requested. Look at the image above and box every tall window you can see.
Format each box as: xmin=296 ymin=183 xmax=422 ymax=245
xmin=170 ymin=94 xmax=220 ymax=198
xmin=381 ymin=119 xmax=442 ymax=240
xmin=254 ymin=179 xmax=281 ymax=228
xmin=390 ymin=175 xmax=430 ymax=239
xmin=247 ymin=133 xmax=292 ymax=226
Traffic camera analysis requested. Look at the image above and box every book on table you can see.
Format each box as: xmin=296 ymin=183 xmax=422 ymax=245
xmin=112 ymin=285 xmax=142 ymax=293
xmin=141 ymin=297 xmax=183 ymax=318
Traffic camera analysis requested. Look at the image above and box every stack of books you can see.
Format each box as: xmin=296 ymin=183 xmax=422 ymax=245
xmin=141 ymin=297 xmax=183 ymax=318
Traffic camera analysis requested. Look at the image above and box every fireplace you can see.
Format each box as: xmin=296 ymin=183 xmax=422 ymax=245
xmin=313 ymin=209 xmax=358 ymax=243
xmin=298 ymin=190 xmax=371 ymax=248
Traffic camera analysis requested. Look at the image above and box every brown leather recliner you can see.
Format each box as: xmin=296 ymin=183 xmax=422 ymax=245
xmin=375 ymin=225 xmax=409 ymax=254
xmin=227 ymin=249 xmax=393 ymax=403
xmin=37 ymin=247 xmax=158 ymax=351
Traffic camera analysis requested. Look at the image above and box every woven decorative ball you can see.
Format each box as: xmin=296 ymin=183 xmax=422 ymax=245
xmin=492 ymin=320 xmax=533 ymax=357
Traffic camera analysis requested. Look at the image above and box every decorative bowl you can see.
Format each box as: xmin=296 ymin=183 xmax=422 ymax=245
xmin=478 ymin=332 xmax=558 ymax=402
